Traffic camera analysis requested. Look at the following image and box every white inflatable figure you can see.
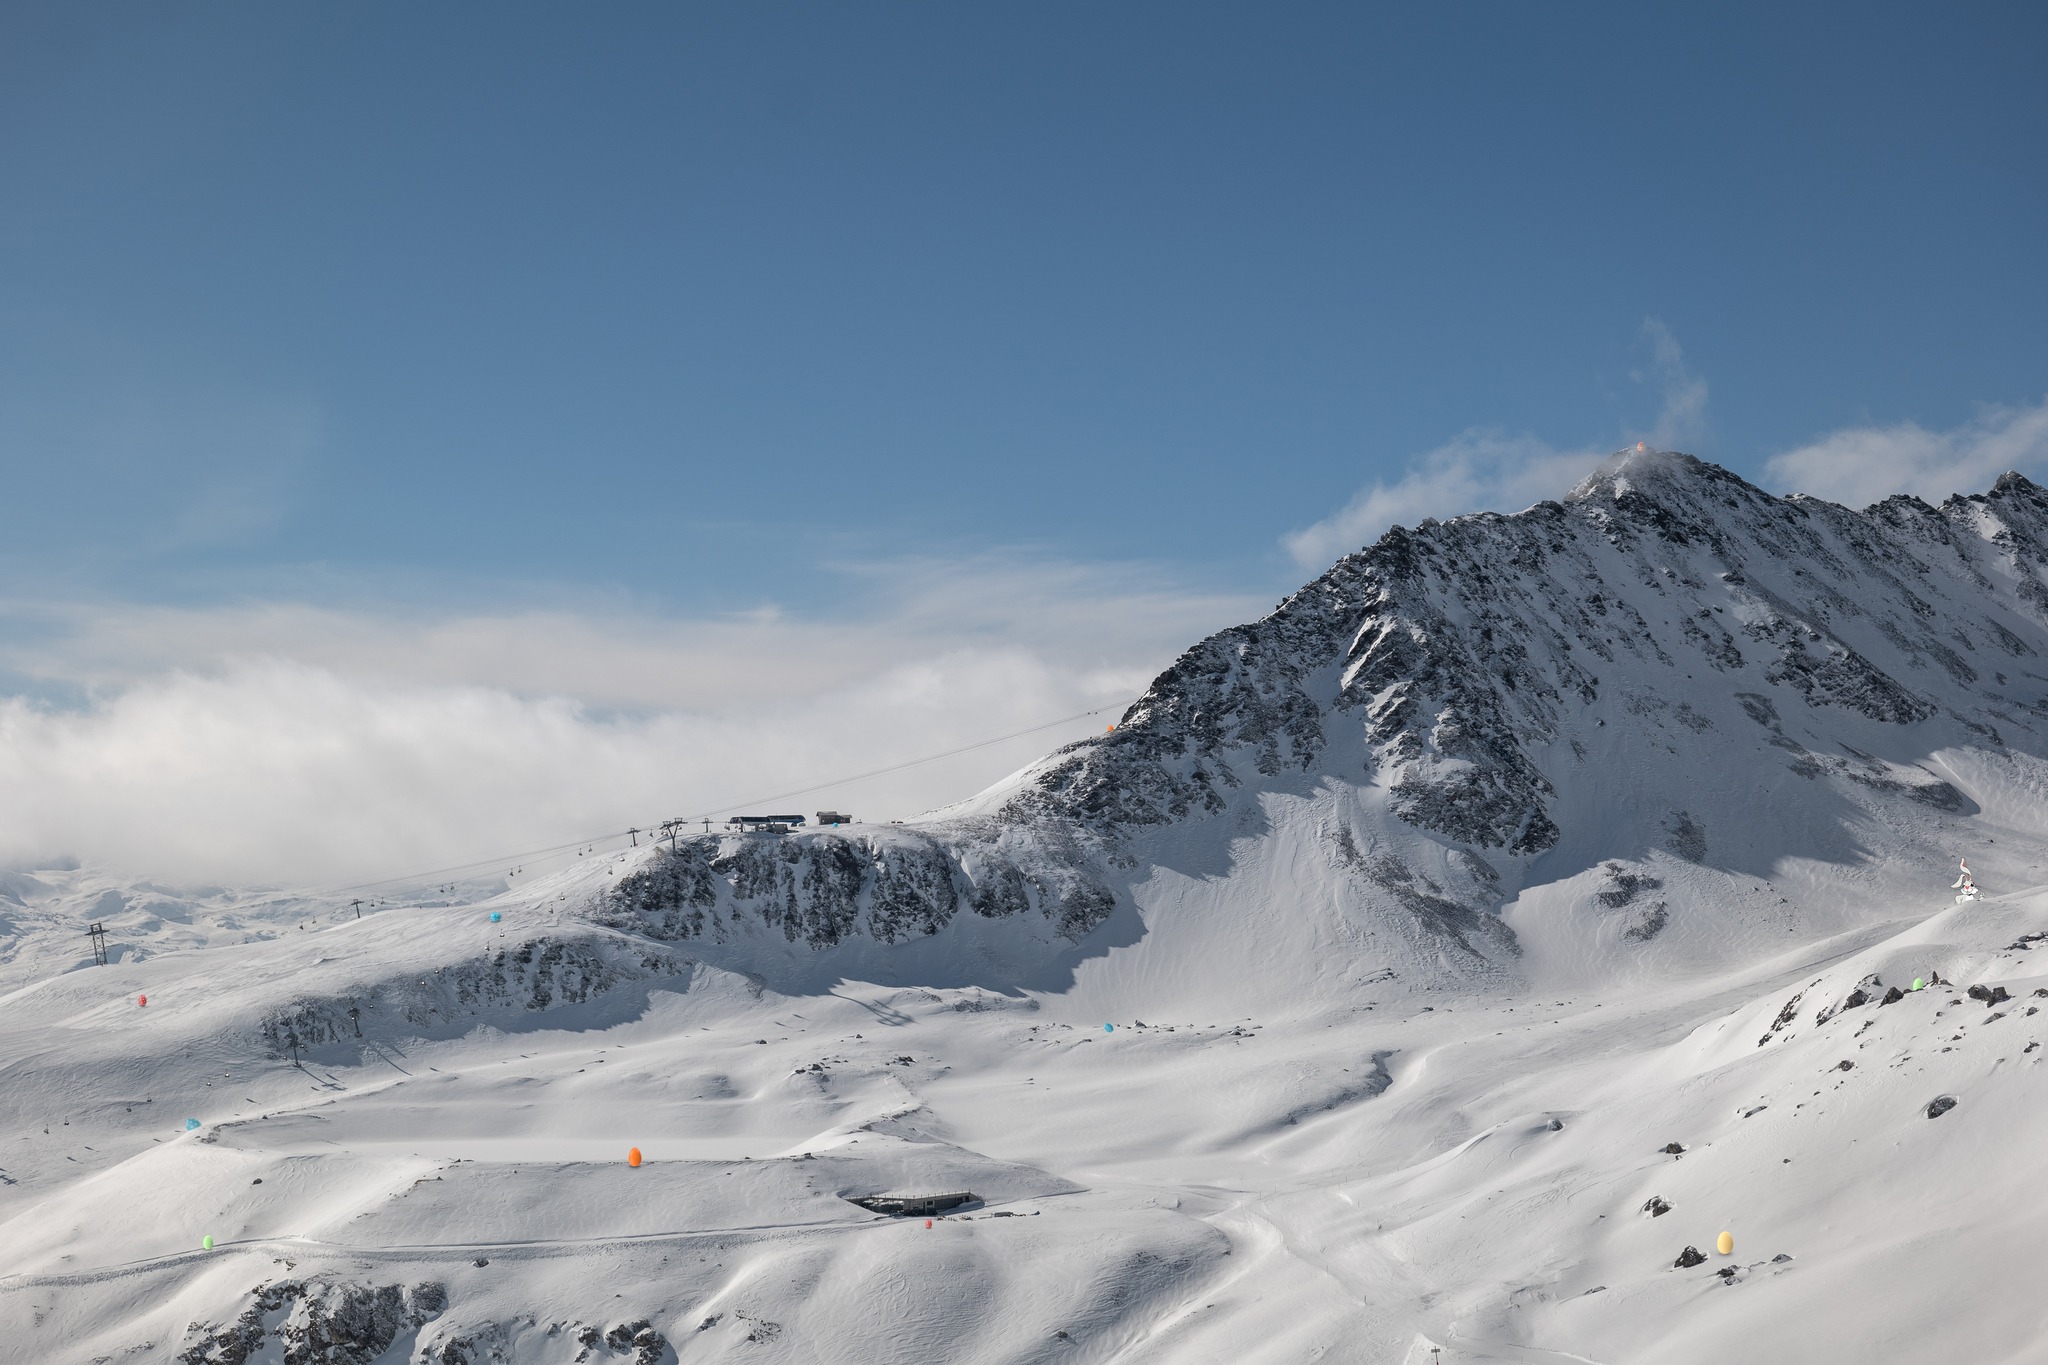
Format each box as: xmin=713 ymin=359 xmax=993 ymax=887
xmin=1952 ymin=858 xmax=1978 ymax=905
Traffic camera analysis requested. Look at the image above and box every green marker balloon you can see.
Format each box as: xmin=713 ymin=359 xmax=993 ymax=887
xmin=202 ymin=1235 xmax=215 ymax=1250
xmin=1912 ymin=978 xmax=1924 ymax=991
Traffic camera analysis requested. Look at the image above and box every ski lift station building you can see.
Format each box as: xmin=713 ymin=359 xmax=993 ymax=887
xmin=728 ymin=815 xmax=806 ymax=834
xmin=726 ymin=812 xmax=856 ymax=834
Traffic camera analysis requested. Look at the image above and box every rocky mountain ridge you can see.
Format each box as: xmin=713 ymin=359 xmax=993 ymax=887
xmin=597 ymin=450 xmax=2048 ymax=985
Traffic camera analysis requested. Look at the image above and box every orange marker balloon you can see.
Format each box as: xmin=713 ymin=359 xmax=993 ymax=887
xmin=627 ymin=1147 xmax=642 ymax=1168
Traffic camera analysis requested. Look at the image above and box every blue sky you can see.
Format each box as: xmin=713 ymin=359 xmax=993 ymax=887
xmin=2 ymin=3 xmax=2044 ymax=880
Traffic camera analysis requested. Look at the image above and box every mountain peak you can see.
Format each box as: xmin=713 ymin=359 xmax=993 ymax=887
xmin=1567 ymin=446 xmax=1722 ymax=503
xmin=1990 ymin=469 xmax=2043 ymax=498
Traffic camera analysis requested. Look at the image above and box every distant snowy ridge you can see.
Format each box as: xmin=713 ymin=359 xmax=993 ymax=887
xmin=596 ymin=450 xmax=2048 ymax=989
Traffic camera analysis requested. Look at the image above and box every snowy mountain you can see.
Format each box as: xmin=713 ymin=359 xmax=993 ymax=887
xmin=6 ymin=449 xmax=2048 ymax=1363
xmin=597 ymin=447 xmax=2048 ymax=994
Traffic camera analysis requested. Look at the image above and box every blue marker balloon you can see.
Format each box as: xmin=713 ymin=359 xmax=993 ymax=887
xmin=1104 ymin=1023 xmax=1114 ymax=1033
xmin=489 ymin=912 xmax=502 ymax=923
xmin=185 ymin=1118 xmax=200 ymax=1131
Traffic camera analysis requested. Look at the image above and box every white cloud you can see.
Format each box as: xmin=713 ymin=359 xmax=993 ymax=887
xmin=0 ymin=556 xmax=1252 ymax=711
xmin=0 ymin=558 xmax=1260 ymax=886
xmin=1763 ymin=396 xmax=2048 ymax=509
xmin=1284 ymin=319 xmax=1709 ymax=568
xmin=1281 ymin=431 xmax=1604 ymax=569
xmin=1636 ymin=317 xmax=1709 ymax=452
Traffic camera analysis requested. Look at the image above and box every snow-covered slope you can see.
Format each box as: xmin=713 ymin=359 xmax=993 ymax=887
xmin=6 ymin=450 xmax=2048 ymax=1363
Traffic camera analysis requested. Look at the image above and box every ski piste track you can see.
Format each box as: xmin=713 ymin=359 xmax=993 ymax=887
xmin=2 ymin=908 xmax=1881 ymax=1293
xmin=0 ymin=1206 xmax=1049 ymax=1290
xmin=0 ymin=890 xmax=1999 ymax=1362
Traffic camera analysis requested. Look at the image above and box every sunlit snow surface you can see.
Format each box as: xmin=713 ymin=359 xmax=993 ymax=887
xmin=4 ymin=846 xmax=2047 ymax=1364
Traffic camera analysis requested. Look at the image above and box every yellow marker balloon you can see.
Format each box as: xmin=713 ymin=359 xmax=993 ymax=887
xmin=1716 ymin=1230 xmax=1733 ymax=1256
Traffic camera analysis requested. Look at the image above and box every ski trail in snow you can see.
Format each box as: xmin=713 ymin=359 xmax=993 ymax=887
xmin=0 ymin=1199 xmax=1063 ymax=1290
xmin=1438 ymin=1333 xmax=1607 ymax=1364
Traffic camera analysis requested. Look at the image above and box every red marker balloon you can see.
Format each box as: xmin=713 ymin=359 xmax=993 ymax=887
xmin=924 ymin=1219 xmax=933 ymax=1229
xmin=138 ymin=994 xmax=147 ymax=1007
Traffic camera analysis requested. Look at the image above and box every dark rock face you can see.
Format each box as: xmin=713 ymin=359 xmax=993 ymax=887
xmin=260 ymin=936 xmax=692 ymax=1058
xmin=1326 ymin=828 xmax=1517 ymax=958
xmin=1674 ymin=1246 xmax=1707 ymax=1268
xmin=596 ymin=829 xmax=1117 ymax=949
xmin=430 ymin=1316 xmax=668 ymax=1365
xmin=604 ymin=839 xmax=718 ymax=940
xmin=1007 ymin=511 xmax=1572 ymax=856
xmin=867 ymin=839 xmax=962 ymax=942
xmin=1758 ymin=988 xmax=1808 ymax=1046
xmin=1927 ymin=1095 xmax=1958 ymax=1119
xmin=1000 ymin=454 xmax=2048 ymax=856
xmin=1665 ymin=812 xmax=1709 ymax=864
xmin=178 ymin=1279 xmax=446 ymax=1364
xmin=603 ymin=1319 xmax=670 ymax=1365
xmin=1597 ymin=864 xmax=1664 ymax=909
xmin=1642 ymin=1196 xmax=1672 ymax=1217
xmin=1621 ymin=903 xmax=1669 ymax=942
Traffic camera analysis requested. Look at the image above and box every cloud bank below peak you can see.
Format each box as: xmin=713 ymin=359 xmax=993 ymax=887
xmin=0 ymin=554 xmax=1261 ymax=886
